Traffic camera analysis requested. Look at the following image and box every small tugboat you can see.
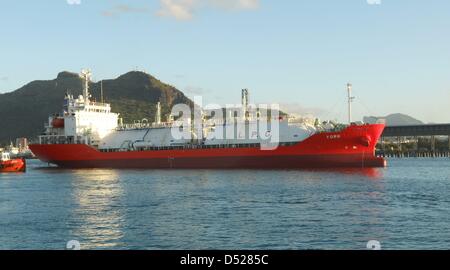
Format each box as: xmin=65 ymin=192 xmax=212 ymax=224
xmin=0 ymin=152 xmax=26 ymax=173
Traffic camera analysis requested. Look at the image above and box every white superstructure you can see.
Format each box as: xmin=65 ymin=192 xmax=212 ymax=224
xmin=41 ymin=70 xmax=119 ymax=146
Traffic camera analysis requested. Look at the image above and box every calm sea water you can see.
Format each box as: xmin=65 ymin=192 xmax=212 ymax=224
xmin=0 ymin=159 xmax=449 ymax=250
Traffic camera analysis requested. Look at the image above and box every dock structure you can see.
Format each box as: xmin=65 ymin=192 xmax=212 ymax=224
xmin=378 ymin=124 xmax=450 ymax=158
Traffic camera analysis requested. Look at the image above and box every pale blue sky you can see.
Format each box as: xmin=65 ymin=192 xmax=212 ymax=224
xmin=1 ymin=0 xmax=450 ymax=123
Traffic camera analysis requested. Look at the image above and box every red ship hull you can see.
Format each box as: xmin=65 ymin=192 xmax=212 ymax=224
xmin=29 ymin=124 xmax=386 ymax=169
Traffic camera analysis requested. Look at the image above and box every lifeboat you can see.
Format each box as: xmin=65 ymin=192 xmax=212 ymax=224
xmin=51 ymin=117 xmax=65 ymax=128
xmin=0 ymin=152 xmax=26 ymax=173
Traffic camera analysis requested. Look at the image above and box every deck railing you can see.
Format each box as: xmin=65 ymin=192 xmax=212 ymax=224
xmin=38 ymin=135 xmax=89 ymax=145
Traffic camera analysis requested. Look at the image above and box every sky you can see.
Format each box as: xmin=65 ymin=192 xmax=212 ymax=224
xmin=1 ymin=0 xmax=450 ymax=123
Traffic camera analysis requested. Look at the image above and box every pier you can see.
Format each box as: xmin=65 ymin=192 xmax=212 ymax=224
xmin=377 ymin=124 xmax=450 ymax=158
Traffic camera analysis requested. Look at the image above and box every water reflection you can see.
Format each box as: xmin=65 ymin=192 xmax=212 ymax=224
xmin=70 ymin=169 xmax=125 ymax=249
xmin=31 ymin=162 xmax=385 ymax=249
xmin=3 ymin=159 xmax=450 ymax=249
xmin=305 ymin=168 xmax=385 ymax=179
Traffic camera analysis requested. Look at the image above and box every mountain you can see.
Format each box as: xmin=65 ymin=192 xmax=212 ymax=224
xmin=363 ymin=113 xmax=424 ymax=126
xmin=0 ymin=71 xmax=193 ymax=145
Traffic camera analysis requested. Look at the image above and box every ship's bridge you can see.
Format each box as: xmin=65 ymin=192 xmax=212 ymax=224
xmin=65 ymin=94 xmax=112 ymax=114
xmin=41 ymin=70 xmax=120 ymax=146
xmin=63 ymin=96 xmax=119 ymax=143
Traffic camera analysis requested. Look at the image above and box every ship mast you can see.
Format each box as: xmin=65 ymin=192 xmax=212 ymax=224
xmin=242 ymin=88 xmax=249 ymax=121
xmin=347 ymin=83 xmax=355 ymax=124
xmin=156 ymin=102 xmax=162 ymax=125
xmin=100 ymin=80 xmax=104 ymax=103
xmin=80 ymin=69 xmax=92 ymax=105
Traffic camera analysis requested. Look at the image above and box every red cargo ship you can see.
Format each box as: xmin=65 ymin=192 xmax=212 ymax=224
xmin=29 ymin=70 xmax=386 ymax=169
